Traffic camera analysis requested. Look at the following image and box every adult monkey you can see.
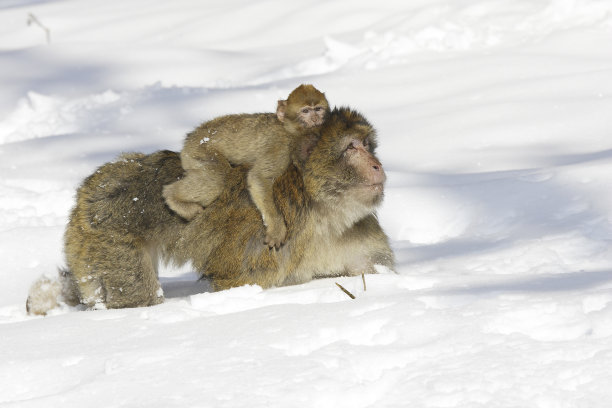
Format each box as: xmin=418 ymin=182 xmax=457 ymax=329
xmin=26 ymin=107 xmax=395 ymax=313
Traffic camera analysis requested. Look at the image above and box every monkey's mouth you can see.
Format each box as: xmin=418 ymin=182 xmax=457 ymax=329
xmin=359 ymin=183 xmax=385 ymax=206
xmin=358 ymin=183 xmax=384 ymax=194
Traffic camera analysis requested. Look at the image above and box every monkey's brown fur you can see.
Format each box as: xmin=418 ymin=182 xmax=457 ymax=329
xmin=28 ymin=107 xmax=394 ymax=312
xmin=163 ymin=84 xmax=330 ymax=248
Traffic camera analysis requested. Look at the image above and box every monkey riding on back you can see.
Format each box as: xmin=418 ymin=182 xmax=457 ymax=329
xmin=26 ymin=104 xmax=395 ymax=314
xmin=163 ymin=84 xmax=330 ymax=248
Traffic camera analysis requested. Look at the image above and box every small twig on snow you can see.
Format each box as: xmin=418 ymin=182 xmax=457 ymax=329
xmin=362 ymin=272 xmax=367 ymax=292
xmin=27 ymin=13 xmax=51 ymax=44
xmin=335 ymin=282 xmax=356 ymax=299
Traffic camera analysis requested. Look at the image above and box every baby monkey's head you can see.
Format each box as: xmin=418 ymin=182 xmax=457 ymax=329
xmin=277 ymin=84 xmax=330 ymax=129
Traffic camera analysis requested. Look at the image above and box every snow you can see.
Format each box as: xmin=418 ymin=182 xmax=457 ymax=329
xmin=1 ymin=0 xmax=612 ymax=406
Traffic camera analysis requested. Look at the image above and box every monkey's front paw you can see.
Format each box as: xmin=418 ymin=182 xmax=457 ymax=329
xmin=264 ymin=222 xmax=287 ymax=249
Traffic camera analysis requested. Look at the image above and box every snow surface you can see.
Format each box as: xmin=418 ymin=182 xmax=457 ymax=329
xmin=2 ymin=0 xmax=612 ymax=406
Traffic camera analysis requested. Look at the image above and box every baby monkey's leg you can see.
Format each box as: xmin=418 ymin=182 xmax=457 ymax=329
xmin=246 ymin=169 xmax=287 ymax=248
xmin=163 ymin=153 xmax=230 ymax=220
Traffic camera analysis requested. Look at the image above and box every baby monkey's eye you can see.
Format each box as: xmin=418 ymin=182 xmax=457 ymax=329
xmin=301 ymin=108 xmax=310 ymax=114
xmin=315 ymin=107 xmax=324 ymax=112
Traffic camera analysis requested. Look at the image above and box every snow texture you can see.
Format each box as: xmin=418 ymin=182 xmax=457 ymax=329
xmin=1 ymin=0 xmax=612 ymax=406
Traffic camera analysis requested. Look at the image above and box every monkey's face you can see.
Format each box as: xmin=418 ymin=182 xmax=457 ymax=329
xmin=280 ymin=84 xmax=330 ymax=130
xmin=297 ymin=104 xmax=328 ymax=129
xmin=336 ymin=133 xmax=386 ymax=206
xmin=305 ymin=109 xmax=385 ymax=208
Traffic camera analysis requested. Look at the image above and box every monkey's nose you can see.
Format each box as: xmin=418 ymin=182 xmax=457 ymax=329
xmin=370 ymin=161 xmax=386 ymax=184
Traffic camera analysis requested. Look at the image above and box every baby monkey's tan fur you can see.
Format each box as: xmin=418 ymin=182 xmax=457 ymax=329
xmin=163 ymin=84 xmax=329 ymax=248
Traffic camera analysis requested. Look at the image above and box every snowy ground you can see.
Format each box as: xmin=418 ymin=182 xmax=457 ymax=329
xmin=2 ymin=0 xmax=612 ymax=406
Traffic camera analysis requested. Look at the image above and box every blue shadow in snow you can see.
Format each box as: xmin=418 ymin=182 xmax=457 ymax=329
xmin=160 ymin=276 xmax=213 ymax=299
xmin=441 ymin=269 xmax=612 ymax=295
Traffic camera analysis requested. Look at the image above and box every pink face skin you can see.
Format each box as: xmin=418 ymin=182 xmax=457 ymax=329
xmin=343 ymin=137 xmax=386 ymax=201
xmin=297 ymin=105 xmax=328 ymax=128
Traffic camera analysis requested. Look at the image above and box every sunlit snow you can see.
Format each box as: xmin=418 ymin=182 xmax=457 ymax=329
xmin=1 ymin=0 xmax=612 ymax=406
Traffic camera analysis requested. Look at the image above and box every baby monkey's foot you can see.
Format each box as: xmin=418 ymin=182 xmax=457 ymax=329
xmin=171 ymin=202 xmax=204 ymax=221
xmin=162 ymin=184 xmax=204 ymax=220
xmin=264 ymin=221 xmax=287 ymax=249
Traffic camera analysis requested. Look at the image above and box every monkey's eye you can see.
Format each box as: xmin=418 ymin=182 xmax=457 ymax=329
xmin=346 ymin=140 xmax=358 ymax=150
xmin=301 ymin=108 xmax=310 ymax=114
xmin=315 ymin=107 xmax=324 ymax=112
xmin=341 ymin=140 xmax=358 ymax=158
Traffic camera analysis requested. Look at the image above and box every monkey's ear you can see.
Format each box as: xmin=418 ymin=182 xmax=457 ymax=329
xmin=276 ymin=100 xmax=287 ymax=122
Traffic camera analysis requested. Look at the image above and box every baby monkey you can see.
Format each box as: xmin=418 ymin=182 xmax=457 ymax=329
xmin=163 ymin=84 xmax=330 ymax=248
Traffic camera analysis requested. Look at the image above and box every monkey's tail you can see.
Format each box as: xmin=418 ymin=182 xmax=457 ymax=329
xmin=26 ymin=268 xmax=81 ymax=316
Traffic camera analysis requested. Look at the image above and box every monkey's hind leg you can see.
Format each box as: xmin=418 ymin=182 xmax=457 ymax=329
xmin=100 ymin=243 xmax=164 ymax=309
xmin=67 ymin=233 xmax=164 ymax=309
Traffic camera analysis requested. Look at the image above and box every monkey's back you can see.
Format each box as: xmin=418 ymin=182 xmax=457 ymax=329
xmin=183 ymin=112 xmax=292 ymax=166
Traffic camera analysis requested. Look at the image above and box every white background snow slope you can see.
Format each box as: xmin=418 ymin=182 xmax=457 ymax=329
xmin=2 ymin=0 xmax=612 ymax=406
